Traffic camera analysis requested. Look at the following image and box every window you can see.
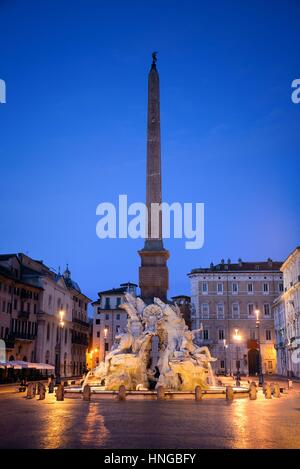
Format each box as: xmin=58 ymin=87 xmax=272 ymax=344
xmin=97 ymin=307 xmax=101 ymax=314
xmin=247 ymin=283 xmax=253 ymax=293
xmin=116 ymin=297 xmax=121 ymax=307
xmin=220 ymin=360 xmax=225 ymax=369
xmin=105 ymin=342 xmax=109 ymax=351
xmin=13 ymin=299 xmax=18 ymax=310
xmin=267 ymin=360 xmax=273 ymax=370
xmin=279 ymin=283 xmax=284 ymax=292
xmin=65 ymin=329 xmax=68 ymax=344
xmin=201 ymin=303 xmax=209 ymax=319
xmin=248 ymin=304 xmax=254 ymax=316
xmin=266 ymin=330 xmax=272 ymax=341
xmin=263 ymin=283 xmax=269 ymax=293
xmin=48 ymin=295 xmax=52 ymax=307
xmin=116 ymin=313 xmax=120 ymax=320
xmin=217 ymin=303 xmax=224 ymax=319
xmin=202 ymin=282 xmax=208 ymax=294
xmin=232 ymin=283 xmax=238 ymax=294
xmin=2 ymin=301 xmax=6 ymax=313
xmin=96 ymin=331 xmax=100 ymax=338
xmin=250 ymin=329 xmax=256 ymax=340
xmin=27 ymin=302 xmax=30 ymax=313
xmin=46 ymin=323 xmax=50 ymax=341
xmin=203 ymin=329 xmax=209 ymax=340
xmin=34 ymin=304 xmax=37 ymax=314
xmin=232 ymin=303 xmax=240 ymax=319
xmin=217 ymin=283 xmax=223 ymax=294
xmin=105 ymin=313 xmax=109 ymax=320
xmin=218 ymin=329 xmax=224 ymax=340
xmin=95 ymin=319 xmax=100 ymax=325
xmin=263 ymin=304 xmax=270 ymax=316
xmin=105 ymin=298 xmax=110 ymax=309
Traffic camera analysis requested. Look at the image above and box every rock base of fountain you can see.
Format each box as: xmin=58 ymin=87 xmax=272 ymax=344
xmin=82 ymin=294 xmax=220 ymax=393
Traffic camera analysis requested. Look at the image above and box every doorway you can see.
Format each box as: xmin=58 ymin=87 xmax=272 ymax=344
xmin=248 ymin=348 xmax=259 ymax=375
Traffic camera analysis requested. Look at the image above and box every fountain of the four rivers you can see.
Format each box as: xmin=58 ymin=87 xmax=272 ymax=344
xmin=66 ymin=54 xmax=248 ymax=398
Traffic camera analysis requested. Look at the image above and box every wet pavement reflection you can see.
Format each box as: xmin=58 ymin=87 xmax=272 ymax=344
xmin=0 ymin=390 xmax=300 ymax=448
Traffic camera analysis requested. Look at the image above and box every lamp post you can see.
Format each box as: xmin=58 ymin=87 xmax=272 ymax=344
xmin=223 ymin=339 xmax=228 ymax=376
xmin=103 ymin=327 xmax=108 ymax=360
xmin=255 ymin=309 xmax=264 ymax=386
xmin=233 ymin=328 xmax=242 ymax=384
xmin=56 ymin=309 xmax=64 ymax=383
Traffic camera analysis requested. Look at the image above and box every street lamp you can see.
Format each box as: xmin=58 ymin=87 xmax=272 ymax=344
xmin=103 ymin=327 xmax=108 ymax=360
xmin=255 ymin=309 xmax=264 ymax=386
xmin=223 ymin=339 xmax=228 ymax=376
xmin=233 ymin=329 xmax=242 ymax=382
xmin=56 ymin=309 xmax=65 ymax=383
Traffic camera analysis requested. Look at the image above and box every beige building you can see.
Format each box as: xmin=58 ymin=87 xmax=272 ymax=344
xmin=188 ymin=258 xmax=283 ymax=376
xmin=0 ymin=254 xmax=42 ymax=364
xmin=273 ymin=247 xmax=300 ymax=378
xmin=92 ymin=282 xmax=137 ymax=366
xmin=0 ymin=253 xmax=91 ymax=380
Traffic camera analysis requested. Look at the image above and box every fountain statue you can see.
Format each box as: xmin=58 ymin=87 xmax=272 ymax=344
xmin=84 ymin=294 xmax=216 ymax=392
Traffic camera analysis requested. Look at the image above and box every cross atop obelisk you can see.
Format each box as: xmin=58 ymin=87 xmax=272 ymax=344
xmin=138 ymin=53 xmax=169 ymax=303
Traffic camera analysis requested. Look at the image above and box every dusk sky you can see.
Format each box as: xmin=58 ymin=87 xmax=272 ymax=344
xmin=0 ymin=0 xmax=299 ymax=311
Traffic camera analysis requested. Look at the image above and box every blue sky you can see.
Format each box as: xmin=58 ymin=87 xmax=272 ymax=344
xmin=0 ymin=0 xmax=299 ymax=309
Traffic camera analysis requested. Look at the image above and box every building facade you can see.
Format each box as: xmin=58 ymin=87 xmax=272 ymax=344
xmin=92 ymin=282 xmax=137 ymax=366
xmin=0 ymin=253 xmax=91 ymax=379
xmin=188 ymin=258 xmax=283 ymax=376
xmin=273 ymin=247 xmax=300 ymax=378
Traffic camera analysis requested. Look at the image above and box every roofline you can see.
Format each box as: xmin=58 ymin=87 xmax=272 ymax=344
xmin=281 ymin=246 xmax=300 ymax=271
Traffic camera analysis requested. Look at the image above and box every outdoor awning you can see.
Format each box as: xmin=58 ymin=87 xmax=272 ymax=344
xmin=0 ymin=360 xmax=55 ymax=370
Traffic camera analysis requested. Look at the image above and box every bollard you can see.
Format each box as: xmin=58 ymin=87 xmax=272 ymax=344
xmin=55 ymin=384 xmax=64 ymax=401
xmin=26 ymin=382 xmax=35 ymax=399
xmin=118 ymin=385 xmax=126 ymax=401
xmin=249 ymin=383 xmax=257 ymax=400
xmin=264 ymin=383 xmax=272 ymax=399
xmin=273 ymin=383 xmax=281 ymax=398
xmin=195 ymin=385 xmax=203 ymax=401
xmin=270 ymin=382 xmax=275 ymax=395
xmin=83 ymin=384 xmax=91 ymax=401
xmin=288 ymin=379 xmax=293 ymax=390
xmin=157 ymin=385 xmax=165 ymax=400
xmin=48 ymin=380 xmax=54 ymax=394
xmin=38 ymin=383 xmax=46 ymax=400
xmin=226 ymin=385 xmax=234 ymax=401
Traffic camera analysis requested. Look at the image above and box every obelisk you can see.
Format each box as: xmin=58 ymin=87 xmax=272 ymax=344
xmin=138 ymin=53 xmax=169 ymax=303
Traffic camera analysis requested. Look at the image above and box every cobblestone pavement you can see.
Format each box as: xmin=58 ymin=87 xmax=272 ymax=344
xmin=0 ymin=385 xmax=300 ymax=449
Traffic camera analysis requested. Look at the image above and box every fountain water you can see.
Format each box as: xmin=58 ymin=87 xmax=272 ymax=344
xmin=84 ymin=294 xmax=217 ymax=392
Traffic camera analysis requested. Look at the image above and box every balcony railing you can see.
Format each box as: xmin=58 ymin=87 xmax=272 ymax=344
xmin=18 ymin=310 xmax=30 ymax=320
xmin=4 ymin=332 xmax=36 ymax=344
xmin=71 ymin=335 xmax=89 ymax=346
xmin=72 ymin=316 xmax=89 ymax=328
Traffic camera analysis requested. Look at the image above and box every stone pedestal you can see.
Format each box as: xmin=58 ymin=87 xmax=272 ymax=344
xmin=38 ymin=383 xmax=46 ymax=400
xmin=249 ymin=383 xmax=257 ymax=400
xmin=26 ymin=383 xmax=35 ymax=399
xmin=139 ymin=249 xmax=169 ymax=303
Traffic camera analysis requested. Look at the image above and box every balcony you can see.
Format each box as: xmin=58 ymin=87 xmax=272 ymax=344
xmin=72 ymin=316 xmax=89 ymax=328
xmin=4 ymin=332 xmax=36 ymax=346
xmin=18 ymin=310 xmax=30 ymax=320
xmin=71 ymin=335 xmax=89 ymax=346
